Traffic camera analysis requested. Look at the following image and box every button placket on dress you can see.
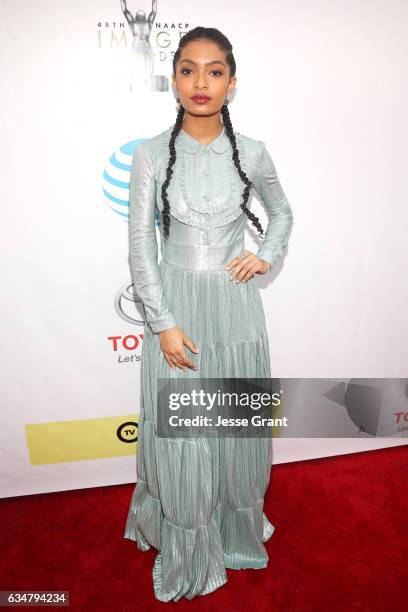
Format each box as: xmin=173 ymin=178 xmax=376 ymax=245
xmin=202 ymin=147 xmax=212 ymax=244
xmin=201 ymin=147 xmax=212 ymax=227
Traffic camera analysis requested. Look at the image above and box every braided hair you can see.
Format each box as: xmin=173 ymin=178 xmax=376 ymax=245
xmin=161 ymin=26 xmax=265 ymax=240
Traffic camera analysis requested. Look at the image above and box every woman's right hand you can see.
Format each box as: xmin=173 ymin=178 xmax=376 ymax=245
xmin=159 ymin=327 xmax=199 ymax=371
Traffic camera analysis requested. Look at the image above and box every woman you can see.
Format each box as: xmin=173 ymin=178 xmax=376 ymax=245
xmin=124 ymin=26 xmax=294 ymax=602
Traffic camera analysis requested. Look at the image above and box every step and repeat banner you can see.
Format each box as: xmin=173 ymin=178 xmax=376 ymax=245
xmin=1 ymin=0 xmax=407 ymax=498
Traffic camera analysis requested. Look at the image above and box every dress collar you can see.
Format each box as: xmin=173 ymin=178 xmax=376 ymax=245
xmin=172 ymin=124 xmax=231 ymax=154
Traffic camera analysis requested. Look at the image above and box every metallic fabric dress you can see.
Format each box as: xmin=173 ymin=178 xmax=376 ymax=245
xmin=124 ymin=123 xmax=294 ymax=601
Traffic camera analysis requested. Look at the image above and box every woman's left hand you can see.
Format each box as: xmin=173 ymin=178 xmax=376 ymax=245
xmin=225 ymin=250 xmax=271 ymax=283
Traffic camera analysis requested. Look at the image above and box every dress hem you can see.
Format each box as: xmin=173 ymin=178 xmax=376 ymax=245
xmin=124 ymin=479 xmax=276 ymax=600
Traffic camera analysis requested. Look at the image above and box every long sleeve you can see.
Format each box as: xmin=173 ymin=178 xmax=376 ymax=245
xmin=251 ymin=142 xmax=294 ymax=267
xmin=128 ymin=142 xmax=178 ymax=334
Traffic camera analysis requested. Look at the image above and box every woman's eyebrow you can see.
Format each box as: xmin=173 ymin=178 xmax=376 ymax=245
xmin=179 ymin=59 xmax=226 ymax=67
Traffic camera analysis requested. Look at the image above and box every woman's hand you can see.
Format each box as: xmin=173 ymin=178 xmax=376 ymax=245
xmin=159 ymin=326 xmax=199 ymax=371
xmin=225 ymin=250 xmax=271 ymax=282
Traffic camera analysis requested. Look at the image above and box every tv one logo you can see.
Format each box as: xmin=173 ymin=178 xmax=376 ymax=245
xmin=118 ymin=421 xmax=138 ymax=443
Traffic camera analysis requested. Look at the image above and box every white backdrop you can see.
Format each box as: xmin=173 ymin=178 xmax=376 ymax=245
xmin=1 ymin=0 xmax=407 ymax=498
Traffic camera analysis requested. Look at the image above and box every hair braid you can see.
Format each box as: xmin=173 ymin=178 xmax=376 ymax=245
xmin=161 ymin=25 xmax=265 ymax=240
xmin=221 ymin=104 xmax=264 ymax=238
xmin=161 ymin=105 xmax=185 ymax=239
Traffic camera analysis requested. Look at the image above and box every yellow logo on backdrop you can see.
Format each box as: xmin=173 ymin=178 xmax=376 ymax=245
xmin=25 ymin=415 xmax=139 ymax=465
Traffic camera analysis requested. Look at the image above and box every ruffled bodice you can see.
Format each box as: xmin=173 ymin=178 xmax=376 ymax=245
xmin=153 ymin=125 xmax=250 ymax=230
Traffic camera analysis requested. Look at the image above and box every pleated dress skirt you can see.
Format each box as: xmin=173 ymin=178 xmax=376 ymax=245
xmin=124 ymin=246 xmax=275 ymax=602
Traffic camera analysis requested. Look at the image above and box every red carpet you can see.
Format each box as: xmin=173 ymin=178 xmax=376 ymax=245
xmin=1 ymin=445 xmax=406 ymax=611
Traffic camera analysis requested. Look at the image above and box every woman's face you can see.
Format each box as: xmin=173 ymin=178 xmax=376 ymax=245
xmin=172 ymin=38 xmax=236 ymax=117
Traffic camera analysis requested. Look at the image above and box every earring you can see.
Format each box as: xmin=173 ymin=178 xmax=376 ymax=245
xmin=224 ymin=95 xmax=230 ymax=105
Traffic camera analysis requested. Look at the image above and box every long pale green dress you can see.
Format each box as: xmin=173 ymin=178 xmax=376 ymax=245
xmin=124 ymin=122 xmax=294 ymax=601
